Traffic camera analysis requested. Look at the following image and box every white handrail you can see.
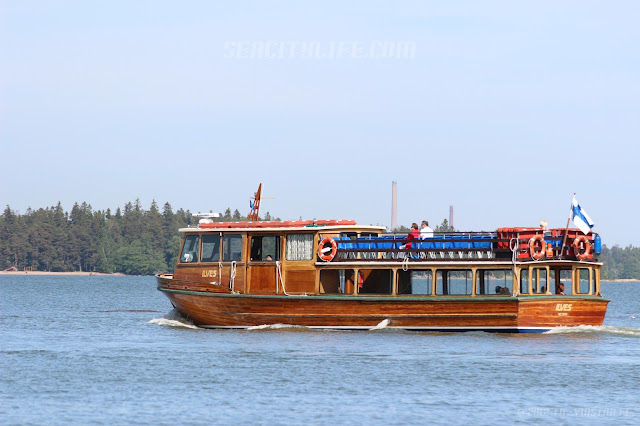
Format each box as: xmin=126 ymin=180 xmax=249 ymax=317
xmin=230 ymin=261 xmax=237 ymax=292
xmin=275 ymin=261 xmax=292 ymax=296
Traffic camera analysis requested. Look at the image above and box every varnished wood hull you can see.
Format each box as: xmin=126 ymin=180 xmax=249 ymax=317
xmin=157 ymin=275 xmax=609 ymax=333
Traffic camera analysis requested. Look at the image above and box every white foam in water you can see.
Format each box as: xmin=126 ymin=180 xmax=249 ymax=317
xmin=247 ymin=323 xmax=308 ymax=331
xmin=148 ymin=310 xmax=200 ymax=329
xmin=369 ymin=318 xmax=390 ymax=331
xmin=544 ymin=325 xmax=640 ymax=336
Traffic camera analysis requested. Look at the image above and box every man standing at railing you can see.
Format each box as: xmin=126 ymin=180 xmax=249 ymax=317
xmin=420 ymin=220 xmax=434 ymax=239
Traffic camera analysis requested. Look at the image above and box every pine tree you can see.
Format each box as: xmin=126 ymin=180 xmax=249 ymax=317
xmin=435 ymin=219 xmax=455 ymax=233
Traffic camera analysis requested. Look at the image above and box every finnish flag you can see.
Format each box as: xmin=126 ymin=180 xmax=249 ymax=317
xmin=572 ymin=196 xmax=594 ymax=234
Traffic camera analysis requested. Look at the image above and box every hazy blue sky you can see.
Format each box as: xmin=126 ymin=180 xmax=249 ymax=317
xmin=1 ymin=1 xmax=638 ymax=246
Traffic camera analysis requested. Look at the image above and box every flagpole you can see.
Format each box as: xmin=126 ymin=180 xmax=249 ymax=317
xmin=559 ymin=192 xmax=575 ymax=259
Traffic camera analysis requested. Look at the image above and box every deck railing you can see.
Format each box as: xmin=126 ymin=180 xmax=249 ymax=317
xmin=321 ymin=232 xmax=599 ymax=262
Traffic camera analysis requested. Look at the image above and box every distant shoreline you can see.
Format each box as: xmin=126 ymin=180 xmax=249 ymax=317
xmin=0 ymin=271 xmax=126 ymax=276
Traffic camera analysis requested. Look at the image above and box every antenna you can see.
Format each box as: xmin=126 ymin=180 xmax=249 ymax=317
xmin=193 ymin=212 xmax=221 ymax=218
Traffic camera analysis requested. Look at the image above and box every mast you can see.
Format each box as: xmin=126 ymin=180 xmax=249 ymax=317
xmin=247 ymin=183 xmax=262 ymax=221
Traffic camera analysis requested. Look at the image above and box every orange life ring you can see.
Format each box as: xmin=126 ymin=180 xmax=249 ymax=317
xmin=528 ymin=235 xmax=546 ymax=260
xmin=317 ymin=237 xmax=338 ymax=262
xmin=573 ymin=235 xmax=592 ymax=260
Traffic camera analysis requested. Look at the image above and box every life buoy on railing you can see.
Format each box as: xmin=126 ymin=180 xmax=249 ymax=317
xmin=573 ymin=235 xmax=592 ymax=260
xmin=528 ymin=235 xmax=546 ymax=260
xmin=317 ymin=237 xmax=338 ymax=262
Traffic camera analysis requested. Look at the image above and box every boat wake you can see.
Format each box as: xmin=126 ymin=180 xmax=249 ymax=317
xmin=246 ymin=320 xmax=394 ymax=332
xmin=246 ymin=324 xmax=313 ymax=331
xmin=544 ymin=325 xmax=640 ymax=337
xmin=147 ymin=309 xmax=200 ymax=329
xmin=369 ymin=319 xmax=391 ymax=331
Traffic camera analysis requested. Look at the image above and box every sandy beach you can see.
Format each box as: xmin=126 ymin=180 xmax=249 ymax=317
xmin=0 ymin=271 xmax=126 ymax=276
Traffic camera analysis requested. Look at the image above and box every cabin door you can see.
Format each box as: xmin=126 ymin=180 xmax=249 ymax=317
xmin=220 ymin=234 xmax=245 ymax=292
xmin=247 ymin=235 xmax=281 ymax=294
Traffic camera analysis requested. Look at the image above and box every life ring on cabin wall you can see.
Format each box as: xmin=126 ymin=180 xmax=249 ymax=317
xmin=573 ymin=235 xmax=592 ymax=260
xmin=318 ymin=237 xmax=338 ymax=262
xmin=528 ymin=235 xmax=546 ymax=260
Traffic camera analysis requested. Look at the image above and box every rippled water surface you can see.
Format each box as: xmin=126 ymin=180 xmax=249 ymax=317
xmin=1 ymin=276 xmax=639 ymax=425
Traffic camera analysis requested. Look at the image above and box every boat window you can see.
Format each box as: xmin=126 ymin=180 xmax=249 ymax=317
xmin=320 ymin=269 xmax=355 ymax=294
xmin=285 ymin=234 xmax=314 ymax=261
xmin=222 ymin=234 xmax=243 ymax=261
xmin=358 ymin=269 xmax=392 ymax=295
xmin=551 ymin=268 xmax=573 ymax=295
xmin=180 ymin=235 xmax=199 ymax=263
xmin=397 ymin=270 xmax=432 ymax=295
xmin=250 ymin=235 xmax=281 ymax=261
xmin=477 ymin=269 xmax=513 ymax=295
xmin=532 ymin=267 xmax=548 ymax=294
xmin=436 ymin=270 xmax=473 ymax=295
xmin=592 ymin=269 xmax=598 ymax=295
xmin=520 ymin=269 xmax=529 ymax=294
xmin=576 ymin=268 xmax=591 ymax=294
xmin=201 ymin=234 xmax=221 ymax=262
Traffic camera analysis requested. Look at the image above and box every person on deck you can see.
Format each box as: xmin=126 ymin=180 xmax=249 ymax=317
xmin=556 ymin=282 xmax=566 ymax=295
xmin=404 ymin=223 xmax=420 ymax=249
xmin=420 ymin=220 xmax=434 ymax=239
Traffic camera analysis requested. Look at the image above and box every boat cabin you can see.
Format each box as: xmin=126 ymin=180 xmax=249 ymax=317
xmin=170 ymin=221 xmax=603 ymax=299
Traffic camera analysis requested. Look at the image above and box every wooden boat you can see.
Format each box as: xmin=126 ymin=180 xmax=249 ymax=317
xmin=156 ymin=187 xmax=608 ymax=333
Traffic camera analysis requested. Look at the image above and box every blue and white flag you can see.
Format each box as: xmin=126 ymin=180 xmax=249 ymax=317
xmin=572 ymin=196 xmax=594 ymax=234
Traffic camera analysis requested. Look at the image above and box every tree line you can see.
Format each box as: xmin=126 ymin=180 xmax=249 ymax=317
xmin=599 ymin=245 xmax=640 ymax=280
xmin=0 ymin=201 xmax=276 ymax=276
xmin=1 ymin=203 xmax=638 ymax=279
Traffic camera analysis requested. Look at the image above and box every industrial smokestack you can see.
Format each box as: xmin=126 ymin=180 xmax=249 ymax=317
xmin=391 ymin=181 xmax=397 ymax=230
xmin=450 ymin=205 xmax=454 ymax=229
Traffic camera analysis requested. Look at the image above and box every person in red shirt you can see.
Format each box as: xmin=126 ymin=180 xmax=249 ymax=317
xmin=404 ymin=223 xmax=420 ymax=249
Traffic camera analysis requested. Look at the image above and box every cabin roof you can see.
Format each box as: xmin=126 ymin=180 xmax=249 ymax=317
xmin=179 ymin=224 xmax=387 ymax=234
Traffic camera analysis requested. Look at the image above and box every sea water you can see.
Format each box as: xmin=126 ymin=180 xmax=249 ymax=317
xmin=1 ymin=276 xmax=638 ymax=425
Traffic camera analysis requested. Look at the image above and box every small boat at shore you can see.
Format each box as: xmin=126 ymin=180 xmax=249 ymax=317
xmin=156 ymin=188 xmax=608 ymax=333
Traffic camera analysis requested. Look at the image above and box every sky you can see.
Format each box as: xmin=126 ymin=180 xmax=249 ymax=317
xmin=1 ymin=1 xmax=639 ymax=246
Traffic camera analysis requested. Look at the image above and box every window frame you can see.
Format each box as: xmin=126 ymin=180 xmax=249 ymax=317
xmin=436 ymin=269 xmax=473 ymax=296
xmin=285 ymin=233 xmax=314 ymax=261
xmin=476 ymin=269 xmax=514 ymax=296
xmin=250 ymin=234 xmax=281 ymax=262
xmin=179 ymin=234 xmax=200 ymax=264
xmin=201 ymin=233 xmax=221 ymax=263
xmin=222 ymin=234 xmax=243 ymax=262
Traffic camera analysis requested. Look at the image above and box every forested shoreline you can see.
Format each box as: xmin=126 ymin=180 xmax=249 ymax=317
xmin=1 ymin=202 xmax=638 ymax=279
xmin=0 ymin=201 xmax=276 ymax=276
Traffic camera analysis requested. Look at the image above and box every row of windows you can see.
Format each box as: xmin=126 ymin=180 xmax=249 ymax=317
xmin=519 ymin=267 xmax=597 ymax=295
xmin=320 ymin=269 xmax=503 ymax=296
xmin=180 ymin=233 xmax=315 ymax=263
xmin=319 ymin=267 xmax=598 ymax=296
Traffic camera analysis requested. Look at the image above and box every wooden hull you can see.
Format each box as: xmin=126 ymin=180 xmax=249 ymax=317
xmin=157 ymin=275 xmax=609 ymax=333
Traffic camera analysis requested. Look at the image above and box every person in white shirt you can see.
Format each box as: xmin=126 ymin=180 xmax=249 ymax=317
xmin=420 ymin=220 xmax=434 ymax=239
